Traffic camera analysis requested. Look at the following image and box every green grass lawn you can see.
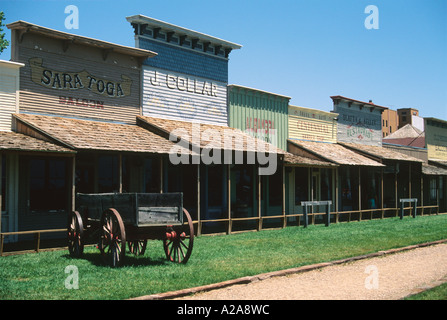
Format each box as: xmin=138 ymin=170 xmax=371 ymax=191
xmin=1 ymin=215 xmax=447 ymax=300
xmin=404 ymin=282 xmax=447 ymax=300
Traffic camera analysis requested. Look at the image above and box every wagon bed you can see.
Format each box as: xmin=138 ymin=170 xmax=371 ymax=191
xmin=67 ymin=192 xmax=194 ymax=267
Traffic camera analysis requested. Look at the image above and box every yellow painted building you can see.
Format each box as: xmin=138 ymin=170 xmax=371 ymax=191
xmin=288 ymin=105 xmax=338 ymax=143
xmin=425 ymin=118 xmax=447 ymax=161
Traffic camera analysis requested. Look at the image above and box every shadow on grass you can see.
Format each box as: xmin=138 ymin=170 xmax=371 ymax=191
xmin=61 ymin=251 xmax=169 ymax=268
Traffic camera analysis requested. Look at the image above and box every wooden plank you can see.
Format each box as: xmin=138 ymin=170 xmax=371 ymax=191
xmin=138 ymin=207 xmax=180 ymax=226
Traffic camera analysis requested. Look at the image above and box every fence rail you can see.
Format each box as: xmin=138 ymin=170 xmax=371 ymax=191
xmin=0 ymin=205 xmax=441 ymax=256
xmin=194 ymin=205 xmax=440 ymax=235
xmin=0 ymin=229 xmax=66 ymax=256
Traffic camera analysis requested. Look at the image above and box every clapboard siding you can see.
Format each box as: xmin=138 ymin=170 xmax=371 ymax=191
xmin=16 ymin=33 xmax=142 ymax=124
xmin=228 ymin=85 xmax=289 ymax=150
xmin=288 ymin=105 xmax=338 ymax=143
xmin=0 ymin=71 xmax=19 ymax=131
xmin=142 ymin=66 xmax=228 ymax=125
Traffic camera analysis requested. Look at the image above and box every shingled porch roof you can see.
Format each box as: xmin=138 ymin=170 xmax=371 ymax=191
xmin=0 ymin=130 xmax=74 ymax=154
xmin=137 ymin=116 xmax=286 ymax=155
xmin=13 ymin=113 xmax=192 ymax=155
xmin=288 ymin=139 xmax=384 ymax=167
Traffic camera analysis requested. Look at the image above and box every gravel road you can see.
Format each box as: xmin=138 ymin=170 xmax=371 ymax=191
xmin=178 ymin=243 xmax=447 ymax=300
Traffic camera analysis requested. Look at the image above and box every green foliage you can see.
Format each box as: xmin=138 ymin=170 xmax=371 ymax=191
xmin=0 ymin=11 xmax=10 ymax=54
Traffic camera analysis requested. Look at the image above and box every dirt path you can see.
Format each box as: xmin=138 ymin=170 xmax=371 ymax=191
xmin=177 ymin=243 xmax=447 ymax=300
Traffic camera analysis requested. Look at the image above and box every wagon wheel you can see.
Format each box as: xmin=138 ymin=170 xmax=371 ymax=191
xmin=128 ymin=240 xmax=147 ymax=256
xmin=98 ymin=208 xmax=126 ymax=267
xmin=67 ymin=211 xmax=84 ymax=258
xmin=164 ymin=208 xmax=194 ymax=264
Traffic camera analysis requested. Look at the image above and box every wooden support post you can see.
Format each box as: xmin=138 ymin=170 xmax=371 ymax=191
xmin=400 ymin=201 xmax=404 ymax=220
xmin=395 ymin=166 xmax=398 ymax=210
xmin=71 ymin=155 xmax=76 ymax=211
xmin=303 ymin=205 xmax=308 ymax=228
xmin=36 ymin=232 xmax=41 ymax=253
xmin=258 ymin=170 xmax=262 ymax=231
xmin=381 ymin=168 xmax=384 ymax=219
xmin=227 ymin=164 xmax=231 ymax=235
xmin=197 ymin=164 xmax=201 ymax=236
xmin=358 ymin=167 xmax=362 ymax=221
xmin=118 ymin=154 xmax=123 ymax=193
xmin=160 ymin=157 xmax=163 ymax=193
xmin=413 ymin=199 xmax=418 ymax=218
xmin=0 ymin=234 xmax=4 ymax=256
xmin=0 ymin=154 xmax=2 ymax=238
xmin=282 ymin=165 xmax=286 ymax=228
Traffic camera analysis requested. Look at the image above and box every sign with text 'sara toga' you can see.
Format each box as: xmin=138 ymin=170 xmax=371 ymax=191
xmin=7 ymin=21 xmax=155 ymax=124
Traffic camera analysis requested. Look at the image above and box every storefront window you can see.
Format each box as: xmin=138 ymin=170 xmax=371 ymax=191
xmin=208 ymin=165 xmax=224 ymax=207
xmin=29 ymin=158 xmax=67 ymax=212
xmin=430 ymin=178 xmax=437 ymax=204
xmin=144 ymin=158 xmax=161 ymax=193
xmin=268 ymin=169 xmax=282 ymax=206
xmin=295 ymin=167 xmax=308 ymax=205
xmin=97 ymin=155 xmax=119 ymax=193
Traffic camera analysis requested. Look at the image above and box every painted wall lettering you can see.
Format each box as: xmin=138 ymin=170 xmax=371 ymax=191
xmin=142 ymin=66 xmax=227 ymax=125
xmin=149 ymin=70 xmax=218 ymax=97
xmin=288 ymin=105 xmax=338 ymax=143
xmin=29 ymin=57 xmax=131 ymax=98
xmin=59 ymin=95 xmax=104 ymax=109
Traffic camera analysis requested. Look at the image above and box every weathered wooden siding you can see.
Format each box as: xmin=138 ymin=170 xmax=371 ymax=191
xmin=0 ymin=62 xmax=22 ymax=131
xmin=16 ymin=32 xmax=142 ymax=124
xmin=142 ymin=66 xmax=228 ymax=125
xmin=288 ymin=105 xmax=337 ymax=143
xmin=333 ymin=101 xmax=383 ymax=146
xmin=425 ymin=118 xmax=447 ymax=160
xmin=228 ymin=85 xmax=289 ymax=150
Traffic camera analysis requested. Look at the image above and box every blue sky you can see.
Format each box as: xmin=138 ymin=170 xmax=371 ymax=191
xmin=1 ymin=0 xmax=446 ymax=120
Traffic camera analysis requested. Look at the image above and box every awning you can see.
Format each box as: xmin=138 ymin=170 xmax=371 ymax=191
xmin=137 ymin=116 xmax=286 ymax=155
xmin=284 ymin=152 xmax=338 ymax=168
xmin=14 ymin=113 xmax=193 ymax=155
xmin=288 ymin=139 xmax=384 ymax=167
xmin=422 ymin=163 xmax=447 ymax=176
xmin=339 ymin=142 xmax=425 ymax=163
xmin=429 ymin=160 xmax=447 ymax=169
xmin=0 ymin=130 xmax=74 ymax=154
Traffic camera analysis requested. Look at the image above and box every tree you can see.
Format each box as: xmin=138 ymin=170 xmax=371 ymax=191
xmin=0 ymin=11 xmax=10 ymax=54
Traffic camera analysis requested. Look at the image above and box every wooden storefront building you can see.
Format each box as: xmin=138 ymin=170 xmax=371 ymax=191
xmin=1 ymin=17 xmax=288 ymax=246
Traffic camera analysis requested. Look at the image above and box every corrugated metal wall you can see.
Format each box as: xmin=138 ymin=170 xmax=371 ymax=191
xmin=16 ymin=33 xmax=142 ymax=124
xmin=142 ymin=66 xmax=228 ymax=125
xmin=228 ymin=85 xmax=289 ymax=150
xmin=288 ymin=105 xmax=337 ymax=143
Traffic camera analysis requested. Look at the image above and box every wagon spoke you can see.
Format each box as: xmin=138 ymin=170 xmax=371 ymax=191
xmin=100 ymin=209 xmax=126 ymax=267
xmin=67 ymin=211 xmax=84 ymax=258
xmin=163 ymin=208 xmax=194 ymax=264
xmin=178 ymin=244 xmax=185 ymax=261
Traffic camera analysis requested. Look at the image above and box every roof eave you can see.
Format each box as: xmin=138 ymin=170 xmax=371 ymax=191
xmin=7 ymin=20 xmax=158 ymax=59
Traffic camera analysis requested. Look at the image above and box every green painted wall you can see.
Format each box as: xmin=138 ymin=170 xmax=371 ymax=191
xmin=227 ymin=85 xmax=289 ymax=151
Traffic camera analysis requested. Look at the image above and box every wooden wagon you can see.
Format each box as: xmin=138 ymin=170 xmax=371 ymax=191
xmin=67 ymin=192 xmax=194 ymax=267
